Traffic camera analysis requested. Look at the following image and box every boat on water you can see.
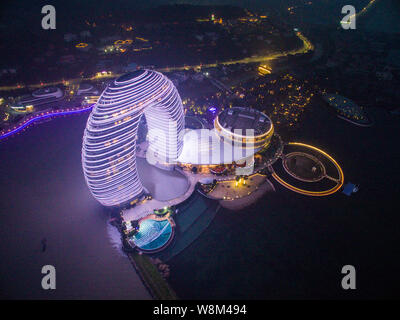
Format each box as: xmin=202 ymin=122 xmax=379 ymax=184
xmin=322 ymin=93 xmax=373 ymax=127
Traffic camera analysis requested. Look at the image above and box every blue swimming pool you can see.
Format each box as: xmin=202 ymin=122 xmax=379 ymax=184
xmin=132 ymin=219 xmax=173 ymax=251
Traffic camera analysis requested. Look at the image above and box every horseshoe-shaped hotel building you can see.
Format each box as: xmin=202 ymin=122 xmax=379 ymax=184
xmin=82 ymin=70 xmax=274 ymax=207
xmin=82 ymin=70 xmax=185 ymax=207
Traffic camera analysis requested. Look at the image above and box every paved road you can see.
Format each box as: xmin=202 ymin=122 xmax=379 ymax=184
xmin=0 ymin=115 xmax=151 ymax=299
xmin=0 ymin=32 xmax=313 ymax=92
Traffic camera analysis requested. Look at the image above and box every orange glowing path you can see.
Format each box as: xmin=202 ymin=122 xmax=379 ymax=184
xmin=271 ymin=142 xmax=344 ymax=196
xmin=340 ymin=0 xmax=378 ymax=27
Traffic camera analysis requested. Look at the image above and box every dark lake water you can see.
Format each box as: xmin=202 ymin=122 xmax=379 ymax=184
xmin=168 ymin=103 xmax=400 ymax=299
xmin=0 ymin=114 xmax=150 ymax=299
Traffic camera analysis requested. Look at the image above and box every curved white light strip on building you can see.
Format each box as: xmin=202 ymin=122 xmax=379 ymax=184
xmin=214 ymin=112 xmax=274 ymax=149
xmin=82 ymin=70 xmax=185 ymax=207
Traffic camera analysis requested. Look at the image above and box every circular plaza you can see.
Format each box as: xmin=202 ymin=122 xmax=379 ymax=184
xmin=271 ymin=142 xmax=344 ymax=196
xmin=283 ymin=152 xmax=326 ymax=182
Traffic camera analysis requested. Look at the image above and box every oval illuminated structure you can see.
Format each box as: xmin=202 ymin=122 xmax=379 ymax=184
xmin=271 ymin=142 xmax=344 ymax=196
xmin=82 ymin=70 xmax=185 ymax=207
xmin=215 ymin=107 xmax=274 ymax=149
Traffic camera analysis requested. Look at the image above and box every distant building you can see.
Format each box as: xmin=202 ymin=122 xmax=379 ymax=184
xmin=195 ymin=35 xmax=204 ymax=41
xmin=77 ymin=83 xmax=99 ymax=96
xmin=0 ymin=68 xmax=17 ymax=75
xmin=7 ymin=86 xmax=64 ymax=113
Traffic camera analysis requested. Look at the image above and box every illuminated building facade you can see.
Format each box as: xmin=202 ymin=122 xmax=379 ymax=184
xmin=8 ymin=86 xmax=64 ymax=114
xmin=82 ymin=70 xmax=185 ymax=207
xmin=176 ymin=108 xmax=275 ymax=175
xmin=214 ymin=107 xmax=274 ymax=149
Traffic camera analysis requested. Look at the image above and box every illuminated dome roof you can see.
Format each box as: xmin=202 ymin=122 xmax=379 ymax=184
xmin=216 ymin=107 xmax=272 ymax=136
xmin=214 ymin=107 xmax=274 ymax=149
